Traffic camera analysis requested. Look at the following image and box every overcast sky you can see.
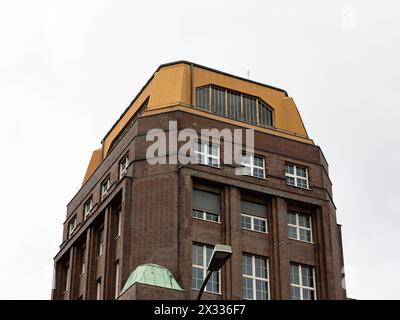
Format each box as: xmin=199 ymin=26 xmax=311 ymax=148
xmin=0 ymin=0 xmax=399 ymax=300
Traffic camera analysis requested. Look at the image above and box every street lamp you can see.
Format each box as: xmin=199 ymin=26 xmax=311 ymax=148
xmin=196 ymin=244 xmax=232 ymax=300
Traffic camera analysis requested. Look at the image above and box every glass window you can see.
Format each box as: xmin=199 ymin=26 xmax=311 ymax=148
xmin=192 ymin=243 xmax=220 ymax=294
xmin=119 ymin=155 xmax=129 ymax=179
xmin=241 ymin=154 xmax=265 ymax=178
xmin=192 ymin=189 xmax=220 ymax=223
xmin=242 ymin=254 xmax=269 ymax=300
xmin=84 ymin=197 xmax=93 ymax=218
xmin=285 ymin=163 xmax=309 ymax=189
xmin=241 ymin=200 xmax=267 ymax=233
xmin=290 ymin=264 xmax=316 ymax=300
xmin=101 ymin=177 xmax=110 ymax=200
xmin=195 ymin=85 xmax=273 ymax=127
xmin=68 ymin=216 xmax=77 ymax=238
xmin=288 ymin=212 xmax=313 ymax=243
xmin=98 ymin=225 xmax=104 ymax=257
xmin=194 ymin=142 xmax=220 ymax=167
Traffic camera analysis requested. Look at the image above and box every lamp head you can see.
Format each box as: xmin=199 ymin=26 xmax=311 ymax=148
xmin=207 ymin=244 xmax=232 ymax=272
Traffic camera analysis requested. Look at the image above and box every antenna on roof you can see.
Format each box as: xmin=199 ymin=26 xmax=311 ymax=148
xmin=247 ymin=70 xmax=250 ymax=79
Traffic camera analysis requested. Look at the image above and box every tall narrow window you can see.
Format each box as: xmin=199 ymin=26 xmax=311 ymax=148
xmin=196 ymin=87 xmax=210 ymax=110
xmin=84 ymin=197 xmax=93 ymax=218
xmin=240 ymin=200 xmax=267 ymax=233
xmin=241 ymin=154 xmax=265 ymax=178
xmin=68 ymin=216 xmax=77 ymax=238
xmin=192 ymin=243 xmax=220 ymax=294
xmin=98 ymin=225 xmax=104 ymax=257
xmin=115 ymin=261 xmax=120 ymax=299
xmin=192 ymin=189 xmax=220 ymax=223
xmin=288 ymin=212 xmax=313 ymax=243
xmin=116 ymin=209 xmax=122 ymax=238
xmin=64 ymin=263 xmax=70 ymax=292
xmin=243 ymin=96 xmax=257 ymax=123
xmin=285 ymin=163 xmax=309 ymax=189
xmin=119 ymin=154 xmax=129 ymax=179
xmin=242 ymin=254 xmax=269 ymax=300
xmin=259 ymin=101 xmax=273 ymax=127
xmin=80 ymin=245 xmax=86 ymax=275
xmin=96 ymin=278 xmax=102 ymax=300
xmin=101 ymin=177 xmax=110 ymax=200
xmin=291 ymin=264 xmax=316 ymax=300
xmin=227 ymin=91 xmax=241 ymax=120
xmin=211 ymin=87 xmax=226 ymax=115
xmin=194 ymin=142 xmax=219 ymax=167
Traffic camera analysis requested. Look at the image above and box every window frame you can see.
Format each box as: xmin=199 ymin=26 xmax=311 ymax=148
xmin=80 ymin=245 xmax=86 ymax=275
xmin=98 ymin=225 xmax=104 ymax=258
xmin=195 ymin=85 xmax=274 ymax=127
xmin=194 ymin=142 xmax=220 ymax=168
xmin=290 ymin=263 xmax=317 ymax=300
xmin=240 ymin=213 xmax=268 ymax=233
xmin=288 ymin=212 xmax=314 ymax=243
xmin=285 ymin=163 xmax=310 ymax=189
xmin=101 ymin=176 xmax=111 ymax=200
xmin=84 ymin=196 xmax=93 ymax=219
xmin=192 ymin=243 xmax=221 ymax=294
xmin=241 ymin=154 xmax=266 ymax=179
xmin=119 ymin=154 xmax=129 ymax=179
xmin=242 ymin=254 xmax=270 ymax=300
xmin=68 ymin=216 xmax=77 ymax=238
xmin=116 ymin=208 xmax=122 ymax=239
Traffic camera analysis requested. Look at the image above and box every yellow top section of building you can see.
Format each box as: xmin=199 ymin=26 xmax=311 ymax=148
xmin=83 ymin=61 xmax=312 ymax=185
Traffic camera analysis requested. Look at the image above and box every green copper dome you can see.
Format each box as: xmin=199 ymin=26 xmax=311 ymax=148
xmin=120 ymin=263 xmax=184 ymax=295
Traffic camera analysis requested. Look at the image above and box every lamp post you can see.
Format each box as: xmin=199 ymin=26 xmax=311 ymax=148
xmin=196 ymin=244 xmax=232 ymax=300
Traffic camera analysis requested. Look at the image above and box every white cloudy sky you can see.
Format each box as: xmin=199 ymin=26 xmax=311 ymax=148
xmin=0 ymin=0 xmax=399 ymax=299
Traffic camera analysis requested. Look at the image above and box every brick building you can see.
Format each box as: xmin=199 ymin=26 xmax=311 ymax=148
xmin=52 ymin=61 xmax=346 ymax=300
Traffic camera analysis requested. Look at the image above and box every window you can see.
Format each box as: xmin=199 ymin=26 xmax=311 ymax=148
xmin=101 ymin=177 xmax=110 ymax=200
xmin=288 ymin=212 xmax=313 ymax=243
xmin=240 ymin=200 xmax=267 ymax=233
xmin=96 ymin=278 xmax=102 ymax=300
xmin=285 ymin=163 xmax=309 ymax=189
xmin=80 ymin=245 xmax=86 ymax=275
xmin=64 ymin=263 xmax=70 ymax=292
xmin=84 ymin=197 xmax=93 ymax=218
xmin=116 ymin=209 xmax=122 ymax=238
xmin=192 ymin=243 xmax=220 ymax=294
xmin=192 ymin=189 xmax=220 ymax=223
xmin=68 ymin=216 xmax=77 ymax=238
xmin=194 ymin=142 xmax=219 ymax=167
xmin=290 ymin=264 xmax=316 ymax=300
xmin=241 ymin=154 xmax=265 ymax=178
xmin=98 ymin=225 xmax=104 ymax=257
xmin=115 ymin=261 xmax=120 ymax=299
xmin=196 ymin=86 xmax=273 ymax=127
xmin=242 ymin=254 xmax=269 ymax=300
xmin=119 ymin=154 xmax=129 ymax=179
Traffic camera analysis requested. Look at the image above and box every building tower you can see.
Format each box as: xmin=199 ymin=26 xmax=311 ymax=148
xmin=52 ymin=61 xmax=346 ymax=300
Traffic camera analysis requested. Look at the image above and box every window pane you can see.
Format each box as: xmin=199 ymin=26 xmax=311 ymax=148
xmin=196 ymin=87 xmax=209 ymax=110
xmin=243 ymin=96 xmax=257 ymax=123
xmin=302 ymin=288 xmax=315 ymax=300
xmin=243 ymin=277 xmax=254 ymax=300
xmin=253 ymin=168 xmax=264 ymax=178
xmin=211 ymin=87 xmax=225 ymax=115
xmin=205 ymin=212 xmax=219 ymax=222
xmin=288 ymin=213 xmax=297 ymax=225
xmin=242 ymin=255 xmax=253 ymax=276
xmin=241 ymin=154 xmax=251 ymax=165
xmin=241 ymin=215 xmax=252 ymax=230
xmin=192 ymin=244 xmax=203 ymax=266
xmin=209 ymin=158 xmax=219 ymax=167
xmin=288 ymin=226 xmax=298 ymax=240
xmin=286 ymin=176 xmax=295 ymax=186
xmin=298 ymin=214 xmax=310 ymax=228
xmin=253 ymin=218 xmax=266 ymax=232
xmin=227 ymin=91 xmax=241 ymax=120
xmin=285 ymin=164 xmax=294 ymax=175
xmin=206 ymin=271 xmax=219 ymax=293
xmin=259 ymin=101 xmax=272 ymax=126
xmin=192 ymin=267 xmax=204 ymax=290
xmin=255 ymin=279 xmax=268 ymax=300
xmin=296 ymin=166 xmax=307 ymax=177
xmin=301 ymin=266 xmax=314 ymax=288
xmin=254 ymin=257 xmax=267 ymax=278
xmin=297 ymin=178 xmax=308 ymax=188
xmin=192 ymin=210 xmax=204 ymax=220
xmin=291 ymin=264 xmax=300 ymax=285
xmin=241 ymin=166 xmax=251 ymax=176
xmin=299 ymin=228 xmax=312 ymax=242
xmin=254 ymin=156 xmax=264 ymax=168
xmin=291 ymin=286 xmax=301 ymax=300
